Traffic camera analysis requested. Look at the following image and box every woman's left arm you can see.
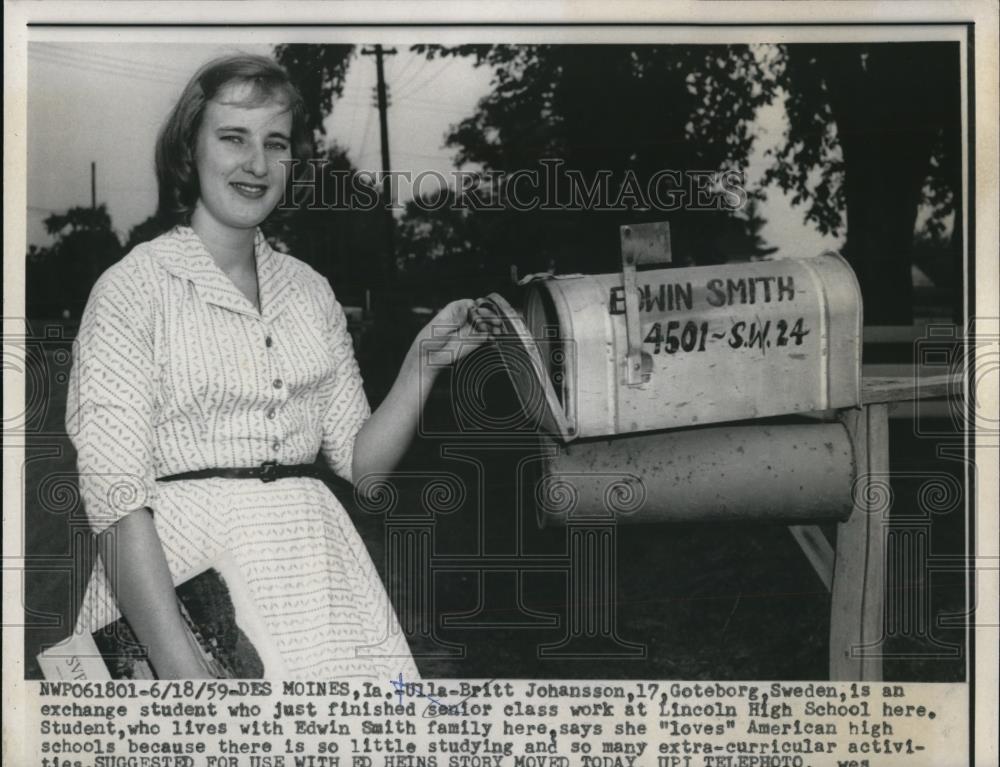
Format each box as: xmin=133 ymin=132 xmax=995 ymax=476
xmin=351 ymin=299 xmax=495 ymax=484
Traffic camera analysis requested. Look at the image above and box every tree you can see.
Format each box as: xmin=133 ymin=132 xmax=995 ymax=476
xmin=273 ymin=44 xmax=355 ymax=143
xmin=27 ymin=205 xmax=123 ymax=318
xmin=396 ymin=187 xmax=498 ymax=304
xmin=415 ymin=43 xmax=962 ymax=323
xmin=766 ymin=42 xmax=962 ymax=324
xmin=411 ymin=44 xmax=777 ymax=275
xmin=124 ymin=214 xmax=168 ymax=252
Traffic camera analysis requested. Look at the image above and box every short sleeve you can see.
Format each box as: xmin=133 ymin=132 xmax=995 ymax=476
xmin=318 ymin=287 xmax=371 ymax=484
xmin=66 ymin=264 xmax=158 ymax=534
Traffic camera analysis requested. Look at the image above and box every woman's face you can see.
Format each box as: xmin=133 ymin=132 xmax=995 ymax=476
xmin=192 ymin=81 xmax=293 ymax=232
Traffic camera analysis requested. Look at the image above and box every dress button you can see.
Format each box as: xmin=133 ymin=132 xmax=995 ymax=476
xmin=265 ymin=336 xmax=273 ymax=348
xmin=273 ymin=378 xmax=283 ymax=389
xmin=267 ymin=409 xmax=276 ymax=420
xmin=272 ymin=440 xmax=280 ymax=451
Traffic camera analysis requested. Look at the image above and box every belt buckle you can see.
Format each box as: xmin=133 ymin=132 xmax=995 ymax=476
xmin=260 ymin=460 xmax=279 ymax=483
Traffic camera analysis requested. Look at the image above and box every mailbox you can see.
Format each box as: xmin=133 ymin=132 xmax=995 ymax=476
xmin=483 ymin=222 xmax=864 ymax=526
xmin=486 ymin=222 xmax=862 ymax=442
xmin=473 ymin=224 xmax=900 ymax=682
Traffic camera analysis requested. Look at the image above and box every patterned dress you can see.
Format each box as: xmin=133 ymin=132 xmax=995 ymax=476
xmin=67 ymin=225 xmax=419 ymax=680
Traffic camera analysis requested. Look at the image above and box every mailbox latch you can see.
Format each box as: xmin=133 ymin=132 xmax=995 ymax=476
xmin=620 ymin=222 xmax=672 ymax=386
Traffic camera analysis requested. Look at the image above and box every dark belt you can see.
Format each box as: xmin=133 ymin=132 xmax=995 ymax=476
xmin=157 ymin=461 xmax=322 ymax=484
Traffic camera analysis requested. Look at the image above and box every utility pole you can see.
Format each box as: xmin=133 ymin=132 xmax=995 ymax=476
xmin=361 ymin=44 xmax=397 ymax=282
xmin=90 ymin=162 xmax=96 ymax=209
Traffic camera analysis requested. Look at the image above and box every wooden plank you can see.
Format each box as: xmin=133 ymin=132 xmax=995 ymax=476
xmin=862 ymin=373 xmax=963 ymax=404
xmin=788 ymin=525 xmax=835 ymax=591
xmin=829 ymin=404 xmax=889 ymax=680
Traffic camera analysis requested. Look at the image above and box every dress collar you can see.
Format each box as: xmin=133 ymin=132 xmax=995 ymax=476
xmin=153 ymin=225 xmax=292 ymax=320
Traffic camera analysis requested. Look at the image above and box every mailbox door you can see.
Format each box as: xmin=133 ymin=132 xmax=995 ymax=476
xmin=481 ymin=293 xmax=574 ymax=440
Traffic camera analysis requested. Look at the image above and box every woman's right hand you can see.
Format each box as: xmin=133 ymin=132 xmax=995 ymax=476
xmin=99 ymin=509 xmax=219 ymax=679
xmin=411 ymin=298 xmax=502 ymax=365
xmin=172 ymin=630 xmax=219 ymax=679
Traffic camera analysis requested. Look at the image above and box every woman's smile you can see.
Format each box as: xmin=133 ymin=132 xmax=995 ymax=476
xmin=230 ymin=181 xmax=270 ymax=199
xmin=192 ymin=81 xmax=293 ymax=232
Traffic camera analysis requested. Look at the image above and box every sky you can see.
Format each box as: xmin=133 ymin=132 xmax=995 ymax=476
xmin=26 ymin=42 xmax=840 ymax=257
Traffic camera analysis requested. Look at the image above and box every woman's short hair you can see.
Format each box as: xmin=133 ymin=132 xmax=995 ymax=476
xmin=155 ymin=53 xmax=312 ymax=227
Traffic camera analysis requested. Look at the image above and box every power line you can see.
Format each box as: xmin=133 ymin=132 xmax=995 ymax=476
xmin=396 ymin=92 xmax=479 ymax=111
xmin=31 ymin=43 xmax=191 ymax=79
xmin=386 ymin=54 xmax=416 ymax=89
xmin=29 ymin=48 xmax=181 ymax=88
xmin=33 ymin=41 xmax=187 ymax=72
xmin=336 ymin=95 xmax=470 ymax=117
xmin=393 ymin=55 xmax=433 ymax=93
xmin=392 ymin=149 xmax=458 ymax=162
xmin=356 ymin=98 xmax=375 ymax=162
xmin=30 ymin=55 xmax=179 ymax=89
xmin=29 ymin=45 xmax=185 ymax=84
xmin=403 ymin=57 xmax=455 ymax=100
xmin=393 ymin=99 xmax=471 ymax=117
xmin=340 ymin=92 xmax=361 ymax=154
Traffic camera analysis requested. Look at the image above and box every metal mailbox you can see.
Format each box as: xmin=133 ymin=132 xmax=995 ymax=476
xmin=486 ymin=222 xmax=863 ymax=442
xmin=477 ymin=224 xmax=891 ymax=681
xmin=483 ymin=222 xmax=864 ymax=527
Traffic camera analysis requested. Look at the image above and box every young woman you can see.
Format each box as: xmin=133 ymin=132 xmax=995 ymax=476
xmin=67 ymin=53 xmax=493 ymax=679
